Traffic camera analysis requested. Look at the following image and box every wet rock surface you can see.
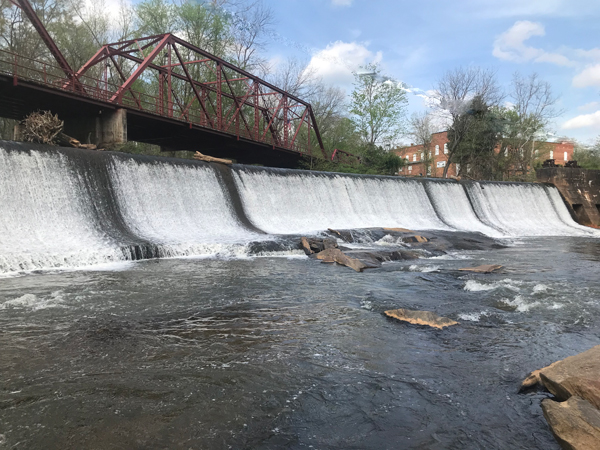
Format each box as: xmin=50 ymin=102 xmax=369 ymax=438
xmin=522 ymin=345 xmax=600 ymax=407
xmin=384 ymin=308 xmax=459 ymax=329
xmin=523 ymin=345 xmax=600 ymax=450
xmin=542 ymin=396 xmax=600 ymax=450
xmin=302 ymin=228 xmax=505 ymax=272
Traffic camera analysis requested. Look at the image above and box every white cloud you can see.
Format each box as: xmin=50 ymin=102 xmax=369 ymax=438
xmin=304 ymin=41 xmax=382 ymax=89
xmin=492 ymin=21 xmax=572 ymax=66
xmin=562 ymin=111 xmax=600 ymax=129
xmin=573 ymin=64 xmax=600 ymax=88
xmin=578 ymin=101 xmax=600 ymax=111
xmin=331 ymin=0 xmax=352 ymax=6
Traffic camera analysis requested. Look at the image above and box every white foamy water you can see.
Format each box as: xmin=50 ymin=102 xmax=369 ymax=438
xmin=109 ymin=158 xmax=259 ymax=257
xmin=2 ymin=144 xmax=600 ymax=275
xmin=233 ymin=170 xmax=450 ymax=234
xmin=464 ymin=279 xmax=522 ymax=292
xmin=426 ymin=182 xmax=503 ymax=237
xmin=466 ymin=182 xmax=599 ymax=237
xmin=0 ymin=148 xmax=125 ymax=273
xmin=0 ymin=291 xmax=65 ymax=311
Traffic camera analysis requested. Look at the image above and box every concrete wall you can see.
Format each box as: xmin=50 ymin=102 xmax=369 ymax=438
xmin=537 ymin=167 xmax=600 ymax=227
xmin=63 ymin=108 xmax=127 ymax=147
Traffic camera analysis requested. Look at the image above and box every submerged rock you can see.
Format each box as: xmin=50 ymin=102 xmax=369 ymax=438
xmin=459 ymin=264 xmax=503 ymax=273
xmin=384 ymin=308 xmax=458 ymax=329
xmin=542 ymin=396 xmax=600 ymax=450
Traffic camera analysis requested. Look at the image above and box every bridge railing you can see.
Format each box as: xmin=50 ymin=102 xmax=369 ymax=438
xmin=0 ymin=48 xmax=315 ymax=157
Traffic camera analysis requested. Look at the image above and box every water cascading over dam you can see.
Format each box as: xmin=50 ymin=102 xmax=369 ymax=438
xmin=0 ymin=141 xmax=596 ymax=274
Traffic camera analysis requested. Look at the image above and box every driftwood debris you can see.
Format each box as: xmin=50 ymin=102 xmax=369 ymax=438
xmin=193 ymin=151 xmax=232 ymax=165
xmin=21 ymin=110 xmax=63 ymax=145
xmin=20 ymin=111 xmax=98 ymax=149
xmin=57 ymin=133 xmax=97 ymax=150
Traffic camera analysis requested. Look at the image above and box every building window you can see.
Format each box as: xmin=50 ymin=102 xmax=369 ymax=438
xmin=405 ymin=155 xmax=409 ymax=161
xmin=435 ymin=145 xmax=439 ymax=155
xmin=443 ymin=143 xmax=448 ymax=154
xmin=413 ymin=154 xmax=417 ymax=162
xmin=550 ymin=150 xmax=554 ymax=160
xmin=564 ymin=151 xmax=568 ymax=161
xmin=408 ymin=165 xmax=412 ymax=172
xmin=420 ymin=152 xmax=424 ymax=160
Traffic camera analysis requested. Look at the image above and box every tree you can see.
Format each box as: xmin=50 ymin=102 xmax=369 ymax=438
xmin=433 ymin=67 xmax=503 ymax=178
xmin=408 ymin=112 xmax=437 ymax=176
xmin=574 ymin=138 xmax=600 ymax=170
xmin=449 ymin=97 xmax=504 ymax=180
xmin=497 ymin=72 xmax=561 ymax=177
xmin=349 ymin=63 xmax=408 ymax=148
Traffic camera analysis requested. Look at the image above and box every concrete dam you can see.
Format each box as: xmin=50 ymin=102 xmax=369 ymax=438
xmin=0 ymin=140 xmax=597 ymax=274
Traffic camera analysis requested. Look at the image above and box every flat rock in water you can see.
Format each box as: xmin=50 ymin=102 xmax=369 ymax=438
xmin=459 ymin=264 xmax=503 ymax=273
xmin=315 ymin=248 xmax=368 ymax=272
xmin=383 ymin=227 xmax=413 ymax=233
xmin=522 ymin=345 xmax=600 ymax=409
xmin=403 ymin=235 xmax=429 ymax=243
xmin=542 ymin=396 xmax=600 ymax=450
xmin=384 ymin=308 xmax=458 ymax=329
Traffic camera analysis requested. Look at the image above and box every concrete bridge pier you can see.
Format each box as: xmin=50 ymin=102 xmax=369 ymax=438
xmin=63 ymin=108 xmax=127 ymax=147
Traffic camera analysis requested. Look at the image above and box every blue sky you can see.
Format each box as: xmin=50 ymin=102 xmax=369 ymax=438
xmin=263 ymin=0 xmax=600 ymax=144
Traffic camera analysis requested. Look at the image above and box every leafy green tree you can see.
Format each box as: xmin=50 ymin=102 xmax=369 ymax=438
xmin=574 ymin=139 xmax=600 ymax=170
xmin=349 ymin=63 xmax=408 ymax=148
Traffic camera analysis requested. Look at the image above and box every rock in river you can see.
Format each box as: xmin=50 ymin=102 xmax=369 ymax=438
xmin=521 ymin=345 xmax=600 ymax=408
xmin=384 ymin=308 xmax=458 ymax=329
xmin=542 ymin=396 xmax=600 ymax=450
xmin=523 ymin=345 xmax=600 ymax=450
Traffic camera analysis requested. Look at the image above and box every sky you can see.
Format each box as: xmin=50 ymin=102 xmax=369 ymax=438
xmin=261 ymin=0 xmax=600 ymax=144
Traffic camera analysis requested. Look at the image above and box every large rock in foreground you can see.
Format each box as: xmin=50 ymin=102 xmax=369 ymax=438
xmin=384 ymin=308 xmax=458 ymax=329
xmin=542 ymin=396 xmax=600 ymax=450
xmin=522 ymin=345 xmax=600 ymax=408
xmin=523 ymin=345 xmax=600 ymax=450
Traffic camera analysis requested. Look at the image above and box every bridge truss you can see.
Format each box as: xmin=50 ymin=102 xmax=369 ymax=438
xmin=2 ymin=0 xmax=329 ymax=161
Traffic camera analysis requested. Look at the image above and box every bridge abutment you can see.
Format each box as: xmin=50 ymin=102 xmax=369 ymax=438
xmin=64 ymin=108 xmax=127 ymax=147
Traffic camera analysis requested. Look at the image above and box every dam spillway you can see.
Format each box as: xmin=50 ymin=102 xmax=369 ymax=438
xmin=0 ymin=140 xmax=596 ymax=274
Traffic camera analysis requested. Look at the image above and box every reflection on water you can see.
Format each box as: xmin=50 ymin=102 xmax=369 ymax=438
xmin=1 ymin=237 xmax=600 ymax=449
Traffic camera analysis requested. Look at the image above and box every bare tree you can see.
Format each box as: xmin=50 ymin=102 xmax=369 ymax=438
xmin=408 ymin=112 xmax=437 ymax=176
xmin=500 ymin=72 xmax=562 ymax=176
xmin=228 ymin=0 xmax=273 ymax=72
xmin=433 ymin=67 xmax=503 ymax=177
xmin=308 ymin=84 xmax=345 ymax=137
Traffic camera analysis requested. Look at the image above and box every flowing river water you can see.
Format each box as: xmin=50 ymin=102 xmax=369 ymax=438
xmin=1 ymin=142 xmax=600 ymax=449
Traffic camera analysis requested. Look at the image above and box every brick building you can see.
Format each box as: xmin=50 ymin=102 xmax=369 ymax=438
xmin=394 ymin=131 xmax=574 ymax=178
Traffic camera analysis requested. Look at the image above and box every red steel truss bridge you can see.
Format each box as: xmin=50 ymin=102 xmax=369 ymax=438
xmin=0 ymin=0 xmax=347 ymax=167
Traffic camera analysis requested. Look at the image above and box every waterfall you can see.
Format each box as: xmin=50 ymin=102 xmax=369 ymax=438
xmin=107 ymin=156 xmax=259 ymax=257
xmin=0 ymin=141 xmax=597 ymax=274
xmin=464 ymin=182 xmax=592 ymax=236
xmin=0 ymin=146 xmax=124 ymax=273
xmin=232 ymin=168 xmax=450 ymax=234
